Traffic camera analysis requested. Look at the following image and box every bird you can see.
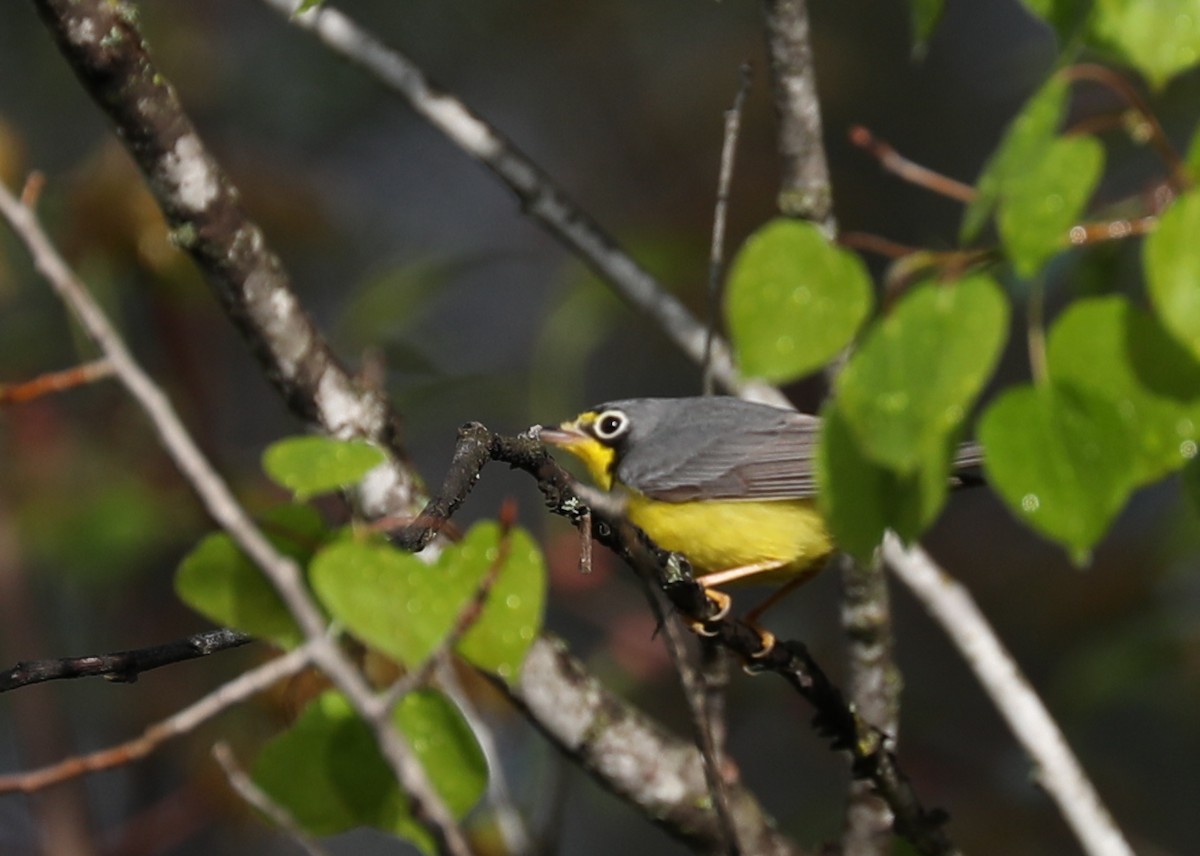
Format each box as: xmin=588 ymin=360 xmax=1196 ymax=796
xmin=538 ymin=396 xmax=983 ymax=651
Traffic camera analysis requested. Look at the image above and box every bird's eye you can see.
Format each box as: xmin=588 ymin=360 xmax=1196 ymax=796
xmin=592 ymin=410 xmax=629 ymax=442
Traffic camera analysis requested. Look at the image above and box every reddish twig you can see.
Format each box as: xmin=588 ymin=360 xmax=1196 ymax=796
xmin=0 ymin=359 xmax=114 ymax=405
xmin=1059 ymin=63 xmax=1188 ymax=189
xmin=849 ymin=125 xmax=977 ymax=203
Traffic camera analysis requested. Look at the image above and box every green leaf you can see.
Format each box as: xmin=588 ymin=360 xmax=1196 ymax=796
xmin=817 ymin=401 xmax=953 ymax=560
xmin=1183 ymin=455 xmax=1200 ymax=515
xmin=1089 ymin=0 xmax=1200 ymax=89
xmin=978 ymin=382 xmax=1137 ymax=562
xmin=998 ymin=134 xmax=1104 ymax=276
xmin=252 ymin=689 xmax=486 ymax=851
xmin=725 ymin=218 xmax=874 ymax=383
xmin=962 ymin=77 xmax=1069 ymax=243
xmin=1047 ymin=295 xmax=1200 ymax=483
xmin=835 ymin=274 xmax=1008 ymax=474
xmin=1184 ymin=124 xmax=1200 ymax=182
xmin=311 ymin=523 xmax=545 ymax=680
xmin=1017 ymin=0 xmax=1094 ymax=43
xmin=911 ymin=0 xmax=946 ymax=55
xmin=263 ymin=436 xmax=386 ymax=501
xmin=1144 ymin=188 xmax=1200 ymax=362
xmin=175 ymin=504 xmax=328 ymax=648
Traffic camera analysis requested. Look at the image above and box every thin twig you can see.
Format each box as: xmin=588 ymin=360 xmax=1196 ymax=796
xmin=849 ymin=125 xmax=977 ymax=203
xmin=642 ymin=581 xmax=743 ymax=856
xmin=705 ymin=63 xmax=753 ymax=396
xmin=213 ymin=741 xmax=331 ymax=856
xmin=0 ymin=643 xmax=317 ymax=795
xmin=0 ymin=358 xmax=114 ymax=406
xmin=883 ymin=534 xmax=1136 ymax=856
xmin=1059 ymin=63 xmax=1187 ymax=189
xmin=1 ymin=628 xmax=253 ymax=692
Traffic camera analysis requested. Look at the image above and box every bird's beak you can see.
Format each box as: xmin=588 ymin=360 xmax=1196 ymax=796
xmin=536 ymin=421 xmax=588 ymax=448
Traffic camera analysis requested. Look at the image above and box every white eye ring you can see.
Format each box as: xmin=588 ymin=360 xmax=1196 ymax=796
xmin=592 ymin=409 xmax=629 ymax=441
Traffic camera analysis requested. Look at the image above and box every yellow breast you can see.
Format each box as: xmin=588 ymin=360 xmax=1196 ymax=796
xmin=624 ymin=491 xmax=834 ymax=585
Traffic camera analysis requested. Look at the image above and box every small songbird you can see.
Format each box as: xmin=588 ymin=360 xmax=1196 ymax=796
xmin=539 ymin=396 xmax=983 ymax=646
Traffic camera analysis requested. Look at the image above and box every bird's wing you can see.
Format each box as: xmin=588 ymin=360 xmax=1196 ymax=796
xmin=618 ymin=409 xmax=822 ymax=501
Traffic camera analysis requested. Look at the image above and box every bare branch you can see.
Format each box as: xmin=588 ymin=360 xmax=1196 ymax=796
xmin=838 ymin=552 xmax=898 ymax=856
xmin=883 ymin=534 xmax=1136 ymax=856
xmin=1 ymin=628 xmax=253 ymax=692
xmin=0 ymin=642 xmax=317 ymax=795
xmin=761 ymin=0 xmax=835 ymax=230
xmin=705 ymin=64 xmax=753 ymax=396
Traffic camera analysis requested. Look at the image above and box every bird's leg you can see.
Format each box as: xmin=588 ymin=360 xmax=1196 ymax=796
xmin=686 ymin=561 xmax=789 ymax=656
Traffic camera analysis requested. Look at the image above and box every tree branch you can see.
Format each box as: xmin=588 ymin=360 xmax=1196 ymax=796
xmin=1 ymin=628 xmax=253 ymax=692
xmin=761 ymin=0 xmax=836 ymax=230
xmin=883 ymin=535 xmax=1136 ymax=856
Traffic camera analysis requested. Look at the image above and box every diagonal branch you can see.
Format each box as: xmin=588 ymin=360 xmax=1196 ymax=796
xmin=884 ymin=535 xmax=1136 ymax=856
xmin=258 ymin=0 xmax=783 ymax=405
xmin=30 ymin=0 xmax=420 ymax=522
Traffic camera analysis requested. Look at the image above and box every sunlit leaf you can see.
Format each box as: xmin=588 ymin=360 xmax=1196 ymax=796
xmin=817 ymin=401 xmax=955 ymax=560
xmin=1047 ymin=295 xmax=1200 ymax=483
xmin=962 ymin=77 xmax=1069 ymax=242
xmin=836 ymin=274 xmax=1008 ymax=473
xmin=998 ymin=134 xmax=1104 ymax=276
xmin=1088 ymin=0 xmax=1200 ymax=89
xmin=263 ymin=436 xmax=385 ymax=501
xmin=1144 ymin=188 xmax=1200 ymax=362
xmin=979 ymin=381 xmax=1137 ymax=562
xmin=252 ymin=690 xmax=486 ymax=852
xmin=175 ymin=504 xmax=328 ymax=648
xmin=311 ymin=523 xmax=545 ymax=680
xmin=1017 ymin=0 xmax=1094 ymax=43
xmin=725 ymin=218 xmax=874 ymax=382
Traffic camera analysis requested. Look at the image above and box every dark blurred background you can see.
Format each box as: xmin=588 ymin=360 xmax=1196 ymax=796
xmin=1 ymin=1 xmax=1197 ymax=854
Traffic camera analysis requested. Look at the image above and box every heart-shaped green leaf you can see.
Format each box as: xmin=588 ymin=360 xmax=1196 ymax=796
xmin=979 ymin=381 xmax=1137 ymax=562
xmin=1088 ymin=0 xmax=1200 ymax=90
xmin=836 ymin=274 xmax=1008 ymax=474
xmin=311 ymin=522 xmax=545 ymax=680
xmin=175 ymin=503 xmax=328 ymax=648
xmin=1144 ymin=188 xmax=1200 ymax=362
xmin=1017 ymin=0 xmax=1093 ymax=44
xmin=263 ymin=436 xmax=386 ymax=501
xmin=962 ymin=77 xmax=1069 ymax=243
xmin=725 ymin=218 xmax=874 ymax=382
xmin=1047 ymin=295 xmax=1200 ymax=483
xmin=998 ymin=134 xmax=1104 ymax=276
xmin=252 ymin=689 xmax=486 ymax=852
xmin=817 ymin=401 xmax=956 ymax=560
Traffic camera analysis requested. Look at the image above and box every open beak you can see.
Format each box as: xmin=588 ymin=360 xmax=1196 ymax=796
xmin=536 ymin=421 xmax=588 ymax=448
